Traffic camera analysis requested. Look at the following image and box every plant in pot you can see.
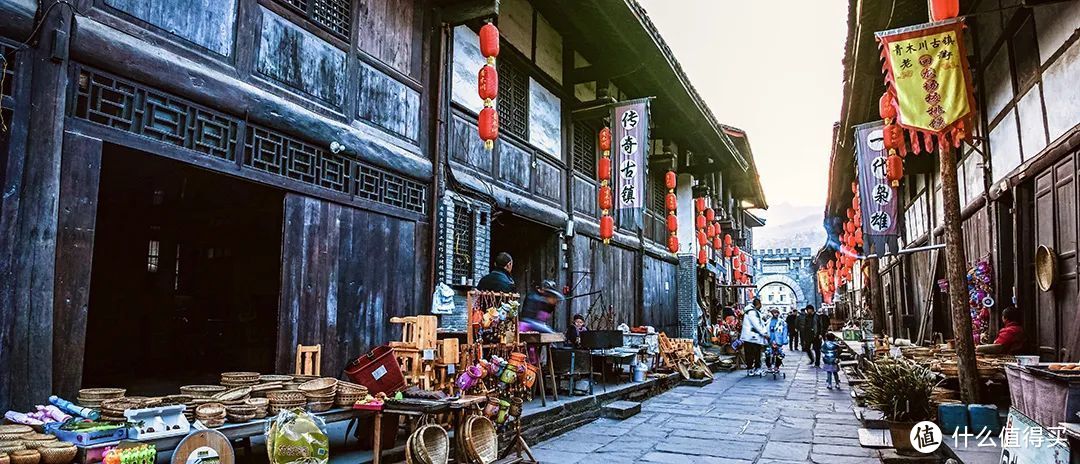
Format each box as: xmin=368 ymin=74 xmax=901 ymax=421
xmin=862 ymin=357 xmax=939 ymax=455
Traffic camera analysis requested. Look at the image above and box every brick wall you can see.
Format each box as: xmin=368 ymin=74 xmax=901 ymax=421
xmin=676 ymin=253 xmax=698 ymax=341
xmin=435 ymin=192 xmax=492 ymax=330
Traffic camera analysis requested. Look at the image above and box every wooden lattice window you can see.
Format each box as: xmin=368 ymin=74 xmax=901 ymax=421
xmin=648 ymin=173 xmax=666 ymax=215
xmin=497 ymin=59 xmax=529 ymax=140
xmin=572 ymin=121 xmax=598 ymax=178
xmin=451 ymin=202 xmax=475 ymax=283
xmin=275 ymin=0 xmax=352 ymax=40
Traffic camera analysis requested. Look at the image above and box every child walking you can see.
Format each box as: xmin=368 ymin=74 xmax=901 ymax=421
xmin=821 ymin=332 xmax=842 ymax=389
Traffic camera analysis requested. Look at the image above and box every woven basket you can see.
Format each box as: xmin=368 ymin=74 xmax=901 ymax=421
xmin=292 ymin=374 xmax=320 ymax=382
xmin=245 ymin=398 xmax=269 ymax=407
xmin=267 ymin=390 xmax=305 ymax=404
xmin=0 ymin=427 xmax=32 ymax=442
xmin=163 ymin=395 xmax=193 ymax=406
xmin=195 ymin=403 xmax=226 ymax=419
xmin=0 ymin=452 xmax=9 ymax=464
xmin=337 ymin=381 xmax=367 ymax=395
xmin=297 ymin=378 xmax=337 ymax=395
xmin=226 ymin=404 xmax=257 ymax=415
xmin=9 ymin=450 xmax=39 ymax=464
xmin=36 ymin=443 xmax=75 ymax=464
xmin=462 ymin=416 xmax=497 ymax=464
xmin=212 ymin=386 xmax=252 ymax=402
xmin=201 ymin=418 xmax=225 ymax=428
xmin=411 ymin=424 xmax=449 ymax=464
xmin=251 ymin=382 xmax=283 ymax=393
xmin=0 ymin=445 xmax=26 ymax=456
xmin=1036 ymin=245 xmax=1057 ymax=292
xmin=226 ymin=413 xmax=256 ymax=423
xmin=180 ymin=385 xmax=227 ymax=397
xmin=306 ymin=401 xmax=333 ymax=413
xmin=335 ymin=393 xmax=363 ymax=408
xmin=18 ymin=435 xmax=55 ymax=450
xmin=76 ymin=388 xmax=125 ymax=400
xmin=404 ymin=433 xmax=415 ymax=464
xmin=259 ymin=374 xmax=294 ymax=383
xmin=303 ymin=391 xmax=336 ymax=402
xmin=220 ymin=379 xmax=258 ymax=387
xmin=221 ymin=371 xmax=260 ymax=381
xmin=268 ymin=404 xmax=304 ymax=415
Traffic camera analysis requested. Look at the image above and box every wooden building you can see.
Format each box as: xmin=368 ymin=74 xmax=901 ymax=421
xmin=0 ymin=0 xmax=766 ymax=411
xmin=823 ymin=0 xmax=1080 ymax=362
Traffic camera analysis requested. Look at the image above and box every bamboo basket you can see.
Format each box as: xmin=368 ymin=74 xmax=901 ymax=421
xmin=0 ymin=427 xmax=32 ymax=442
xmin=404 ymin=434 xmax=415 ymax=464
xmin=259 ymin=375 xmax=294 ymax=383
xmin=267 ymin=391 xmax=305 ymax=404
xmin=221 ymin=372 xmax=260 ymax=382
xmin=195 ymin=403 xmax=226 ymax=420
xmin=305 ymin=401 xmax=333 ymax=413
xmin=334 ymin=393 xmax=362 ymax=408
xmin=268 ymin=404 xmax=304 ymax=415
xmin=0 ymin=445 xmax=26 ymax=456
xmin=297 ymin=378 xmax=337 ymax=395
xmin=461 ymin=416 xmax=497 ymax=464
xmin=76 ymin=388 xmax=125 ymax=401
xmin=213 ymin=387 xmax=252 ymax=402
xmin=337 ymin=381 xmax=367 ymax=395
xmin=9 ymin=450 xmax=39 ymax=464
xmin=411 ymin=424 xmax=449 ymax=464
xmin=18 ymin=435 xmax=55 ymax=450
xmin=36 ymin=443 xmax=75 ymax=464
xmin=0 ymin=452 xmax=9 ymax=464
xmin=180 ymin=385 xmax=227 ymax=397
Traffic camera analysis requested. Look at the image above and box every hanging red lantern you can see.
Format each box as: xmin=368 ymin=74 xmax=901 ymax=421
xmin=723 ymin=234 xmax=732 ymax=247
xmin=844 ymin=221 xmax=855 ymax=234
xmin=478 ymin=65 xmax=498 ymax=102
xmin=598 ymin=185 xmax=613 ymax=211
xmin=666 ymin=214 xmax=678 ymax=233
xmin=712 ymin=236 xmax=722 ymax=250
xmin=667 ymin=235 xmax=679 ymax=254
xmin=697 ymin=231 xmax=707 ymax=247
xmin=698 ymin=248 xmax=708 ymax=266
xmin=695 ymin=198 xmax=706 ymax=212
xmin=827 ymin=259 xmax=835 ymax=270
xmin=732 ymin=255 xmax=742 ymax=269
xmin=479 ymin=23 xmax=500 ymax=59
xmin=846 ymin=208 xmax=855 ymax=219
xmin=887 ymin=152 xmax=904 ymax=186
xmin=879 ymin=92 xmax=897 ymax=121
xmin=598 ymin=157 xmax=611 ymax=182
xmin=705 ymin=208 xmax=715 ymax=223
xmin=851 ymin=181 xmax=859 ymax=195
xmin=929 ymin=0 xmax=960 ymax=21
xmin=478 ymin=107 xmax=498 ymax=150
xmin=724 ymin=245 xmax=733 ymax=258
xmin=706 ymin=223 xmax=715 ymax=239
xmin=695 ymin=214 xmax=706 ymax=229
xmin=599 ymin=127 xmax=612 ymax=152
xmin=665 ymin=171 xmax=677 ymax=190
xmin=665 ymin=193 xmax=677 ymax=211
xmin=855 ymin=232 xmax=864 ymax=246
xmin=600 ymin=215 xmax=614 ymax=242
xmin=883 ymin=123 xmax=901 ymax=151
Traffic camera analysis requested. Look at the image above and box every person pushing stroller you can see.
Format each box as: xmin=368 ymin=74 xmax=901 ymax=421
xmin=764 ymin=308 xmax=789 ymax=377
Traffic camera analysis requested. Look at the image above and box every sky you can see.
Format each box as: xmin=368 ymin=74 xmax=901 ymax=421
xmin=638 ymin=0 xmax=848 ymax=220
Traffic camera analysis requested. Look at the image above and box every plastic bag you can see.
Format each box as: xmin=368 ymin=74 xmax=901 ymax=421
xmin=264 ymin=408 xmax=329 ymax=464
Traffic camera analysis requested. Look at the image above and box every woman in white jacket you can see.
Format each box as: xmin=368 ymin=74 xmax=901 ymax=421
xmin=740 ymin=298 xmax=768 ymax=376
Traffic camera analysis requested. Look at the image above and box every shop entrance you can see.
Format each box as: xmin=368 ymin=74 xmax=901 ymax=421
xmin=489 ymin=212 xmax=561 ymax=294
xmin=83 ymin=146 xmax=284 ymax=393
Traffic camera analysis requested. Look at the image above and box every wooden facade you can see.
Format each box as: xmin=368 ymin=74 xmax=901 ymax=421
xmin=826 ymin=0 xmax=1080 ymax=362
xmin=0 ymin=0 xmax=767 ymax=410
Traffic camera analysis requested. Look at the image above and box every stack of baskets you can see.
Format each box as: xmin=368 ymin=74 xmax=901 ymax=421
xmin=297 ymin=378 xmax=337 ymax=412
xmin=18 ymin=434 xmax=56 ymax=451
xmin=7 ymin=449 xmax=38 ymax=464
xmin=195 ymin=403 xmax=226 ymax=428
xmin=0 ymin=425 xmax=32 ymax=459
xmin=76 ymin=388 xmax=125 ymax=409
xmin=99 ymin=397 xmax=161 ymax=422
xmin=36 ymin=442 xmax=76 ymax=464
xmin=266 ymin=390 xmax=305 ymax=415
xmin=404 ymin=424 xmax=449 ymax=464
xmin=220 ymin=372 xmax=260 ymax=387
xmin=335 ymin=382 xmax=368 ymax=407
xmin=245 ymin=398 xmax=269 ymax=419
xmin=458 ymin=416 xmax=497 ymax=464
xmin=211 ymin=386 xmax=252 ymax=404
xmin=224 ymin=404 xmax=257 ymax=423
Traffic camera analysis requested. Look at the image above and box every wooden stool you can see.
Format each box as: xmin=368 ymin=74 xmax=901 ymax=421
xmin=390 ymin=317 xmax=439 ymax=389
xmin=295 ymin=344 xmax=321 ymax=376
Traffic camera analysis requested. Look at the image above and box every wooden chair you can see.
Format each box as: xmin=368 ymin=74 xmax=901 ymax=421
xmin=296 ymin=344 xmax=321 ymax=376
xmin=390 ymin=316 xmax=439 ymax=389
xmin=434 ymin=338 xmax=460 ymax=394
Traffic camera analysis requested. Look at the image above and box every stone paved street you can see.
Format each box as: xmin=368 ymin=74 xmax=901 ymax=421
xmin=531 ymin=355 xmax=872 ymax=464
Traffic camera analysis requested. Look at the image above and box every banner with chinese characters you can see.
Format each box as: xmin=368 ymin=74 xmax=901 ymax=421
xmin=612 ymin=98 xmax=650 ymax=230
xmin=855 ymin=121 xmax=900 ymax=254
xmin=876 ymin=19 xmax=975 ymax=152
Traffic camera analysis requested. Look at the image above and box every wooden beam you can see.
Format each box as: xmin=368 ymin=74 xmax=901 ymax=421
xmin=437 ymin=0 xmax=499 ymax=26
xmin=940 ymin=144 xmax=981 ymax=403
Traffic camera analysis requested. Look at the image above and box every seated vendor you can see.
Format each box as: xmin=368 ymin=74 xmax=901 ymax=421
xmin=518 ymin=279 xmax=563 ymax=334
xmin=976 ymin=306 xmax=1025 ymax=354
xmin=565 ymin=314 xmax=588 ymax=347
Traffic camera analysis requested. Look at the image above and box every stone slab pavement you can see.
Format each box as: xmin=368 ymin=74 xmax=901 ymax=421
xmin=530 ymin=353 xmax=877 ymax=464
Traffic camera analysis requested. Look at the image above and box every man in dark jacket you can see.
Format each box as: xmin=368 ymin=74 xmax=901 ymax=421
xmin=477 ymin=252 xmax=515 ymax=292
xmin=798 ymin=304 xmax=822 ymax=366
xmin=785 ymin=309 xmax=800 ymax=351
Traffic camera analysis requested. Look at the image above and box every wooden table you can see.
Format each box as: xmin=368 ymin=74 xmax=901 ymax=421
xmin=365 ymin=395 xmax=488 ymax=464
xmin=520 ymin=332 xmax=564 ymax=406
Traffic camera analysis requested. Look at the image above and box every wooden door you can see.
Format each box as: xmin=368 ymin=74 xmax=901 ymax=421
xmin=1054 ymin=158 xmax=1077 ymax=361
xmin=276 ymin=194 xmax=424 ymax=376
xmin=1034 ymin=169 xmax=1058 ymax=359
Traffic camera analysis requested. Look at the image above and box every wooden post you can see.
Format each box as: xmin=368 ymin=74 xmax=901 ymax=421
xmin=865 ymin=257 xmax=886 ymax=337
xmin=938 ymin=145 xmax=980 ymax=403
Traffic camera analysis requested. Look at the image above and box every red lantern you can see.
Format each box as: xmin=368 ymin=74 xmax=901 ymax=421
xmin=478 ymin=107 xmax=498 ymax=149
xmin=705 ymin=208 xmax=715 ymax=223
xmin=598 ymin=186 xmax=613 ymax=211
xmin=479 ymin=23 xmax=500 ymax=58
xmin=879 ymin=92 xmax=897 ymax=121
xmin=665 ymin=171 xmax=677 ymax=190
xmin=733 ymin=256 xmax=742 ymax=269
xmin=929 ymin=0 xmax=959 ymax=21
xmin=851 ymin=196 xmax=859 ymax=210
xmin=695 ymin=215 xmax=706 ymax=229
xmin=665 ymin=193 xmax=677 ymax=211
xmin=599 ymin=127 xmax=612 ymax=152
xmin=712 ymin=236 xmax=722 ymax=250
xmin=844 ymin=221 xmax=855 ymax=234
xmin=827 ymin=260 xmax=835 ymax=270
xmin=667 ymin=235 xmax=679 ymax=254
xmin=706 ymin=223 xmax=716 ymax=239
xmin=600 ymin=215 xmax=614 ymax=241
xmin=598 ymin=156 xmax=611 ymax=181
xmin=478 ymin=65 xmax=498 ymax=101
xmin=698 ymin=249 xmax=707 ymax=266
xmin=695 ymin=198 xmax=706 ymax=212
xmin=846 ymin=208 xmax=855 ymax=220
xmin=666 ymin=214 xmax=678 ymax=233
xmin=883 ymin=124 xmax=901 ymax=151
xmin=851 ymin=181 xmax=859 ymax=195
xmin=697 ymin=231 xmax=707 ymax=247
xmin=887 ymin=153 xmax=904 ymax=186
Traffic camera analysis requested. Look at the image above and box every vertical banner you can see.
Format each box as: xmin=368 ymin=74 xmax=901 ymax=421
xmin=855 ymin=121 xmax=900 ymax=254
xmin=612 ymin=98 xmax=651 ymax=230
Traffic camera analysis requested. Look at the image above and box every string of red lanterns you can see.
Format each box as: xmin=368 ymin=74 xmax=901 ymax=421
xmin=664 ymin=171 xmax=678 ymax=253
xmin=598 ymin=127 xmax=614 ymax=243
xmin=477 ymin=23 xmax=500 ymax=151
xmin=695 ymin=197 xmax=707 ymax=266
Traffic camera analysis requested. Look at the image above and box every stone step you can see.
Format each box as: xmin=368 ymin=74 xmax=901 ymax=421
xmin=600 ymin=400 xmax=641 ymax=420
xmin=680 ymin=377 xmax=712 ymax=387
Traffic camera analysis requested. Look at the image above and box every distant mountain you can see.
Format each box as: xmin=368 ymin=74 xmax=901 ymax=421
xmin=750 ymin=204 xmax=827 ymax=251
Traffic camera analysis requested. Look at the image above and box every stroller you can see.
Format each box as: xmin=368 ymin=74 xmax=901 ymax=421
xmin=763 ymin=339 xmax=786 ymax=379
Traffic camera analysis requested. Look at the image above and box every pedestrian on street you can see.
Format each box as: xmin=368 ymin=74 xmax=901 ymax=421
xmin=740 ymin=298 xmax=768 ymax=376
xmin=764 ymin=308 xmax=789 ymax=374
xmin=822 ymin=332 xmax=842 ymax=389
xmin=798 ymin=304 xmax=822 ymax=367
xmin=785 ymin=308 xmax=799 ymax=351
xmin=477 ymin=252 xmax=515 ymax=292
